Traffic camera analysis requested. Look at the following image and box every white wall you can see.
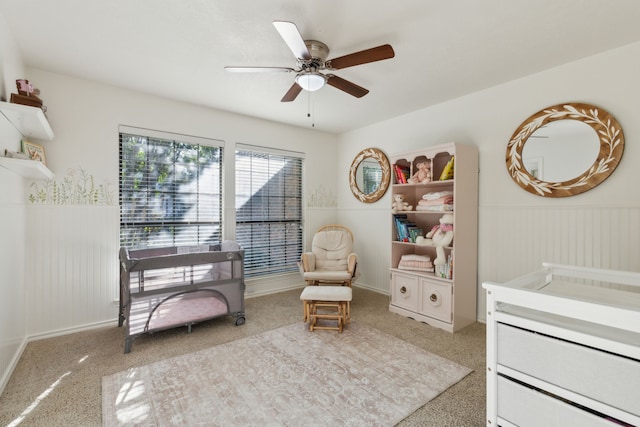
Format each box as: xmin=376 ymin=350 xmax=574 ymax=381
xmin=0 ymin=10 xmax=29 ymax=394
xmin=22 ymin=68 xmax=339 ymax=336
xmin=337 ymin=41 xmax=640 ymax=322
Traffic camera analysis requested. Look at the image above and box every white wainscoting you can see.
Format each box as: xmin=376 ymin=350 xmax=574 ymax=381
xmin=479 ymin=206 xmax=640 ymax=283
xmin=26 ymin=205 xmax=119 ymax=338
xmin=21 ymin=204 xmax=639 ymax=337
xmin=336 ymin=205 xmax=640 ymax=324
xmin=0 ymin=202 xmax=27 ymax=395
xmin=478 ymin=205 xmax=640 ymax=322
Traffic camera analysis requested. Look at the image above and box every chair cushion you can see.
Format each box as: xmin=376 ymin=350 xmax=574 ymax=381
xmin=300 ymin=286 xmax=352 ymax=302
xmin=303 ymin=270 xmax=352 ymax=281
xmin=312 ymin=230 xmax=353 ymax=264
xmin=315 ymin=258 xmax=348 ymax=271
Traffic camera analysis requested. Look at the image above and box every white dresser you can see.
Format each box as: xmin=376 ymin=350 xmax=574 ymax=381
xmin=483 ymin=263 xmax=640 ymax=427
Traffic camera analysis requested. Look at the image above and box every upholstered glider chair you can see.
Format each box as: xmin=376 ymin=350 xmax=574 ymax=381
xmin=300 ymin=225 xmax=358 ymax=287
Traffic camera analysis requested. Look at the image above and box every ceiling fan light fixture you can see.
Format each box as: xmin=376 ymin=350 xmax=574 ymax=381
xmin=295 ymin=72 xmax=325 ymax=91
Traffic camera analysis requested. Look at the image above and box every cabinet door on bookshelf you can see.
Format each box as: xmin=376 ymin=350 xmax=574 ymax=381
xmin=420 ymin=279 xmax=452 ymax=322
xmin=390 ymin=272 xmax=420 ymax=311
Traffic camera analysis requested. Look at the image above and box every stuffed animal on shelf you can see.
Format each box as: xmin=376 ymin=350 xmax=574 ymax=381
xmin=415 ymin=213 xmax=453 ymax=265
xmin=391 ymin=193 xmax=412 ymax=213
xmin=408 ymin=161 xmax=432 ymax=184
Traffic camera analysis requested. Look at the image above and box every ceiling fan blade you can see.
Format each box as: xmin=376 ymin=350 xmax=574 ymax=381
xmin=225 ymin=66 xmax=294 ymax=73
xmin=327 ymin=44 xmax=395 ymax=70
xmin=281 ymin=83 xmax=303 ymax=102
xmin=326 ymin=75 xmax=369 ymax=98
xmin=273 ymin=21 xmax=311 ymax=60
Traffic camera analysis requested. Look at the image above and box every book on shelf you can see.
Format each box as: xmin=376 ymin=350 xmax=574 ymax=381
xmin=393 ymin=214 xmax=409 ymax=241
xmin=393 ymin=214 xmax=423 ymax=243
xmin=408 ymin=227 xmax=424 ymax=243
xmin=435 ymin=252 xmax=454 ymax=279
xmin=394 ymin=164 xmax=410 ymax=184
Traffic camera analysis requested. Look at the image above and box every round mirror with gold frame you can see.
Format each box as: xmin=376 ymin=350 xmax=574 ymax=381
xmin=349 ymin=147 xmax=391 ymax=203
xmin=506 ymin=103 xmax=624 ymax=197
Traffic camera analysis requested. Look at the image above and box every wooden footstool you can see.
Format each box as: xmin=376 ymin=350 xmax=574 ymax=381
xmin=300 ymin=286 xmax=352 ymax=332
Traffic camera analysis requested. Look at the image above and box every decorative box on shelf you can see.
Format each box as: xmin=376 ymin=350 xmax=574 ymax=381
xmin=10 ymin=93 xmax=44 ymax=108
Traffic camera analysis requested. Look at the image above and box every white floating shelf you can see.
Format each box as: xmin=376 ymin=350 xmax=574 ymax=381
xmin=0 ymin=101 xmax=54 ymax=140
xmin=0 ymin=157 xmax=54 ymax=180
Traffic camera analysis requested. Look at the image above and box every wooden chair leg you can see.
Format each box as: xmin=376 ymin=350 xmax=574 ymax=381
xmin=302 ymin=300 xmax=307 ymax=322
xmin=345 ymin=301 xmax=350 ymax=323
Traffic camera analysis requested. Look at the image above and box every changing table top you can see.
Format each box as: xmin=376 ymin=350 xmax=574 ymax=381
xmin=483 ymin=263 xmax=640 ymax=346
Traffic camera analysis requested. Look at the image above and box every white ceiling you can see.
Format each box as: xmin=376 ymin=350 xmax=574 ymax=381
xmin=3 ymin=0 xmax=640 ymax=134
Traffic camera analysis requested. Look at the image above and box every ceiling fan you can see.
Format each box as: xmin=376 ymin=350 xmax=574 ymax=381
xmin=225 ymin=21 xmax=395 ymax=102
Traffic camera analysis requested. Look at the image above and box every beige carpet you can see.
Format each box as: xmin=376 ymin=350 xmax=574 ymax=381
xmin=102 ymin=322 xmax=472 ymax=426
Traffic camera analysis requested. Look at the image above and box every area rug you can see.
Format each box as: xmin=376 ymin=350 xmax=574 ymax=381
xmin=102 ymin=322 xmax=472 ymax=426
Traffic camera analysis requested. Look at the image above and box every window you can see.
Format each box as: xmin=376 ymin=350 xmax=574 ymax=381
xmin=119 ymin=127 xmax=223 ymax=249
xmin=235 ymin=145 xmax=303 ymax=278
xmin=363 ymin=159 xmax=383 ymax=194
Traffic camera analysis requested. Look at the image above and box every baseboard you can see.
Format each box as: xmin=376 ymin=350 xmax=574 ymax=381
xmin=352 ymin=281 xmax=390 ymax=295
xmin=245 ymin=282 xmax=305 ymax=298
xmin=27 ymin=318 xmax=117 ymax=343
xmin=0 ymin=336 xmax=28 ymax=397
xmin=244 ymin=273 xmax=305 ymax=298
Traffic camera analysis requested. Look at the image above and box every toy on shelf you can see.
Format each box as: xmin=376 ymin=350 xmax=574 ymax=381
xmin=391 ymin=193 xmax=413 ymax=213
xmin=10 ymin=79 xmax=46 ymax=111
xmin=439 ymin=156 xmax=454 ymax=180
xmin=416 ymin=213 xmax=454 ymax=266
xmin=408 ymin=161 xmax=432 ymax=184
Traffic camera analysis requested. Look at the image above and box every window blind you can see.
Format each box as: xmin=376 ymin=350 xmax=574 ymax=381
xmin=235 ymin=146 xmax=303 ymax=277
xmin=119 ymin=129 xmax=223 ymax=249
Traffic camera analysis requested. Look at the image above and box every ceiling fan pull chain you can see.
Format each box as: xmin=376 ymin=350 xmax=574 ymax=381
xmin=307 ymin=90 xmax=315 ymax=128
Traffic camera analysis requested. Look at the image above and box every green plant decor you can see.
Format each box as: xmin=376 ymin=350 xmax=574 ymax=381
xmin=307 ymin=185 xmax=337 ymax=208
xmin=29 ymin=168 xmax=115 ymax=205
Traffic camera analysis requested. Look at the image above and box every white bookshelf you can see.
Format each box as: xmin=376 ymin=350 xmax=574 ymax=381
xmin=389 ymin=142 xmax=479 ymax=332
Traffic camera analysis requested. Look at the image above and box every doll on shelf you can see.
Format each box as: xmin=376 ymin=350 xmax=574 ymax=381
xmin=408 ymin=161 xmax=431 ymax=184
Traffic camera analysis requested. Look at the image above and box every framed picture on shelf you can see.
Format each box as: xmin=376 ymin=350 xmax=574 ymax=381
xmin=22 ymin=140 xmax=46 ymax=165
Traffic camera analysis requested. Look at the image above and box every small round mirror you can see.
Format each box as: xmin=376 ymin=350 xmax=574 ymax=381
xmin=349 ymin=148 xmax=391 ymax=203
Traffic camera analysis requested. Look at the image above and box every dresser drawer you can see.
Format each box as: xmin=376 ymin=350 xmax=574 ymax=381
xmin=497 ymin=376 xmax=615 ymax=427
xmin=497 ymin=323 xmax=640 ymax=417
xmin=390 ymin=272 xmax=419 ymax=312
xmin=419 ymin=279 xmax=451 ymax=323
